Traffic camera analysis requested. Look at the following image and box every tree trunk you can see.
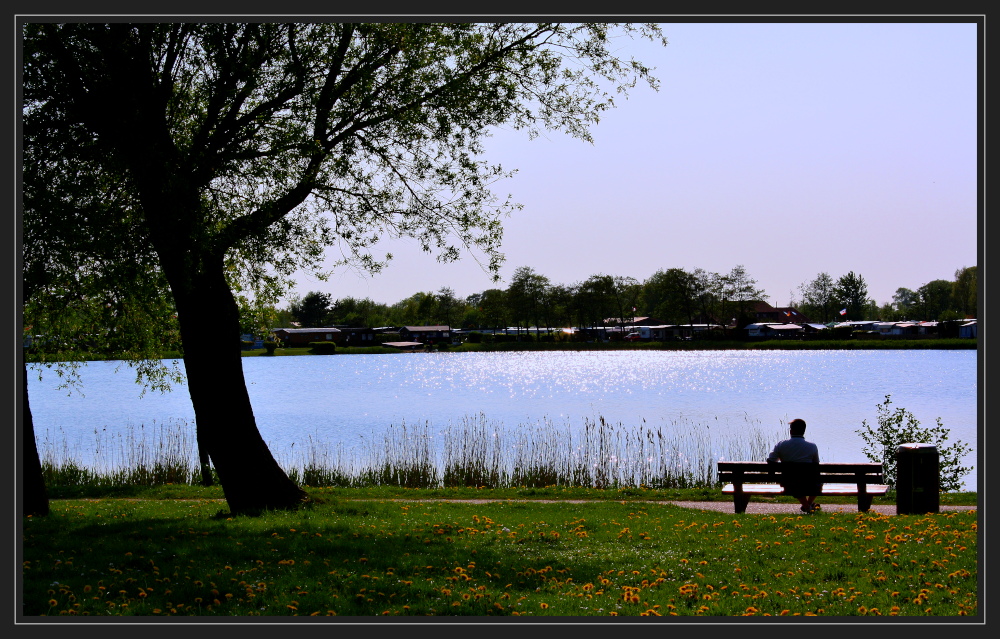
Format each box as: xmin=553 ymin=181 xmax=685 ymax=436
xmin=22 ymin=365 xmax=50 ymax=517
xmin=169 ymin=261 xmax=307 ymax=515
xmin=59 ymin=27 xmax=304 ymax=514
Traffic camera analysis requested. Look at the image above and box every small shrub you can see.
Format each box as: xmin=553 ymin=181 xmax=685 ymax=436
xmin=263 ymin=340 xmax=279 ymax=354
xmin=855 ymin=394 xmax=973 ymax=492
xmin=309 ymin=341 xmax=337 ymax=354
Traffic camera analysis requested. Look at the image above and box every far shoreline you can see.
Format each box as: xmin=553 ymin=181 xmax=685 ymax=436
xmin=238 ymin=337 xmax=977 ymax=358
xmin=24 ymin=337 xmax=977 ymax=364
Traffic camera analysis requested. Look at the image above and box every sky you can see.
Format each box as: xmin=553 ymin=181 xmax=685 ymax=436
xmin=288 ymin=21 xmax=980 ymax=310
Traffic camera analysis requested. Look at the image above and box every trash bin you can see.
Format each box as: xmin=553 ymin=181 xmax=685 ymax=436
xmin=896 ymin=443 xmax=939 ymax=515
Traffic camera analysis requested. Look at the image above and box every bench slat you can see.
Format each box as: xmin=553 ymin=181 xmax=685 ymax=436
xmin=722 ymin=483 xmax=889 ymax=496
xmin=719 ymin=473 xmax=884 ymax=484
xmin=718 ymin=461 xmax=882 ymax=470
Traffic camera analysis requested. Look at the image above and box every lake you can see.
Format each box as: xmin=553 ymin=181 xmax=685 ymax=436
xmin=27 ymin=349 xmax=979 ymax=489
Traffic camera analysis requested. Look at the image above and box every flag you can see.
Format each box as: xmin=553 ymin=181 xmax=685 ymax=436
xmin=839 ymin=308 xmax=847 ymax=316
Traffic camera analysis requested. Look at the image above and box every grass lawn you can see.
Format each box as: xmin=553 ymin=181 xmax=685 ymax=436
xmin=22 ymin=490 xmax=978 ymax=618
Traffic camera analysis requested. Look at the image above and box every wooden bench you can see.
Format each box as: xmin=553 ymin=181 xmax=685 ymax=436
xmin=718 ymin=461 xmax=888 ymax=514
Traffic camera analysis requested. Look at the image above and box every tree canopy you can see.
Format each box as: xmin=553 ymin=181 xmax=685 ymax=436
xmin=25 ymin=23 xmax=666 ymax=283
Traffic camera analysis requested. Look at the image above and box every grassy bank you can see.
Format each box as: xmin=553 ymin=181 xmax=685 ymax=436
xmin=22 ymin=496 xmax=978 ymax=617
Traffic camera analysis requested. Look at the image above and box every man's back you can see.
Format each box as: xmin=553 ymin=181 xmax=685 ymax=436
xmin=767 ymin=436 xmax=820 ymax=464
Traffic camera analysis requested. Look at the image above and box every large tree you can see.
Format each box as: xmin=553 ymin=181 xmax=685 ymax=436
xmin=467 ymin=288 xmax=508 ymax=332
xmin=435 ymin=287 xmax=459 ymax=328
xmin=892 ymin=287 xmax=919 ymax=320
xmin=506 ymin=266 xmax=550 ymax=334
xmin=798 ymin=272 xmax=838 ymax=323
xmin=915 ymin=279 xmax=954 ymax=321
xmin=542 ymin=283 xmax=574 ymax=331
xmin=290 ymin=291 xmax=334 ymax=327
xmin=22 ymin=22 xmax=666 ymax=513
xmin=570 ymin=274 xmax=617 ymax=330
xmin=718 ymin=265 xmax=767 ymax=330
xmin=951 ymin=266 xmax=977 ymax=318
xmin=390 ymin=291 xmax=439 ymax=326
xmin=834 ymin=271 xmax=871 ymax=321
xmin=608 ymin=275 xmax=642 ymax=328
xmin=687 ymin=268 xmax=720 ymax=326
xmin=642 ymin=267 xmax=699 ymax=325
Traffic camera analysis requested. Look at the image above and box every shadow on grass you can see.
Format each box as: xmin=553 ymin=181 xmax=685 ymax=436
xmin=23 ymin=498 xmax=640 ymax=616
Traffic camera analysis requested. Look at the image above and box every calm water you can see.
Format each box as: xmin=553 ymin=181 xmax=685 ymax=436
xmin=27 ymin=350 xmax=979 ymax=488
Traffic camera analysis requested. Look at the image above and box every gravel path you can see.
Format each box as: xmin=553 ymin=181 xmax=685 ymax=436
xmin=69 ymin=497 xmax=978 ymax=516
xmin=661 ymin=501 xmax=977 ymax=515
xmin=375 ymin=498 xmax=977 ymax=516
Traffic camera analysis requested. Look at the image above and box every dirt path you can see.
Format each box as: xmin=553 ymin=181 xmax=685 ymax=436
xmin=659 ymin=502 xmax=976 ymax=515
xmin=352 ymin=498 xmax=977 ymax=515
xmin=70 ymin=497 xmax=976 ymax=516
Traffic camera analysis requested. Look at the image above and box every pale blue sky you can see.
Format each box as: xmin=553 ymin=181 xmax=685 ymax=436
xmin=293 ymin=21 xmax=980 ymax=310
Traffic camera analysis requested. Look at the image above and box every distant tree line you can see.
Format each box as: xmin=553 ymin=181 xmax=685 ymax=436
xmin=275 ymin=265 xmax=977 ymax=332
xmin=793 ymin=266 xmax=977 ymax=324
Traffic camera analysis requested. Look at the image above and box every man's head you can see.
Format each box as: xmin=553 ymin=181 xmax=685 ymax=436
xmin=789 ymin=418 xmax=807 ymax=437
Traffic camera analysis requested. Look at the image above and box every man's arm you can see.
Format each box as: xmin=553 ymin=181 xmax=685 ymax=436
xmin=766 ymin=442 xmax=782 ymax=462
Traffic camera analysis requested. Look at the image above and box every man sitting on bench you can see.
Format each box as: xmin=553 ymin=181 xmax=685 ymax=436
xmin=767 ymin=418 xmax=822 ymax=513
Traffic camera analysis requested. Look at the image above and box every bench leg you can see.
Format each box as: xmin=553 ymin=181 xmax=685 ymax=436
xmin=733 ymin=494 xmax=750 ymax=514
xmin=857 ymin=494 xmax=873 ymax=512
